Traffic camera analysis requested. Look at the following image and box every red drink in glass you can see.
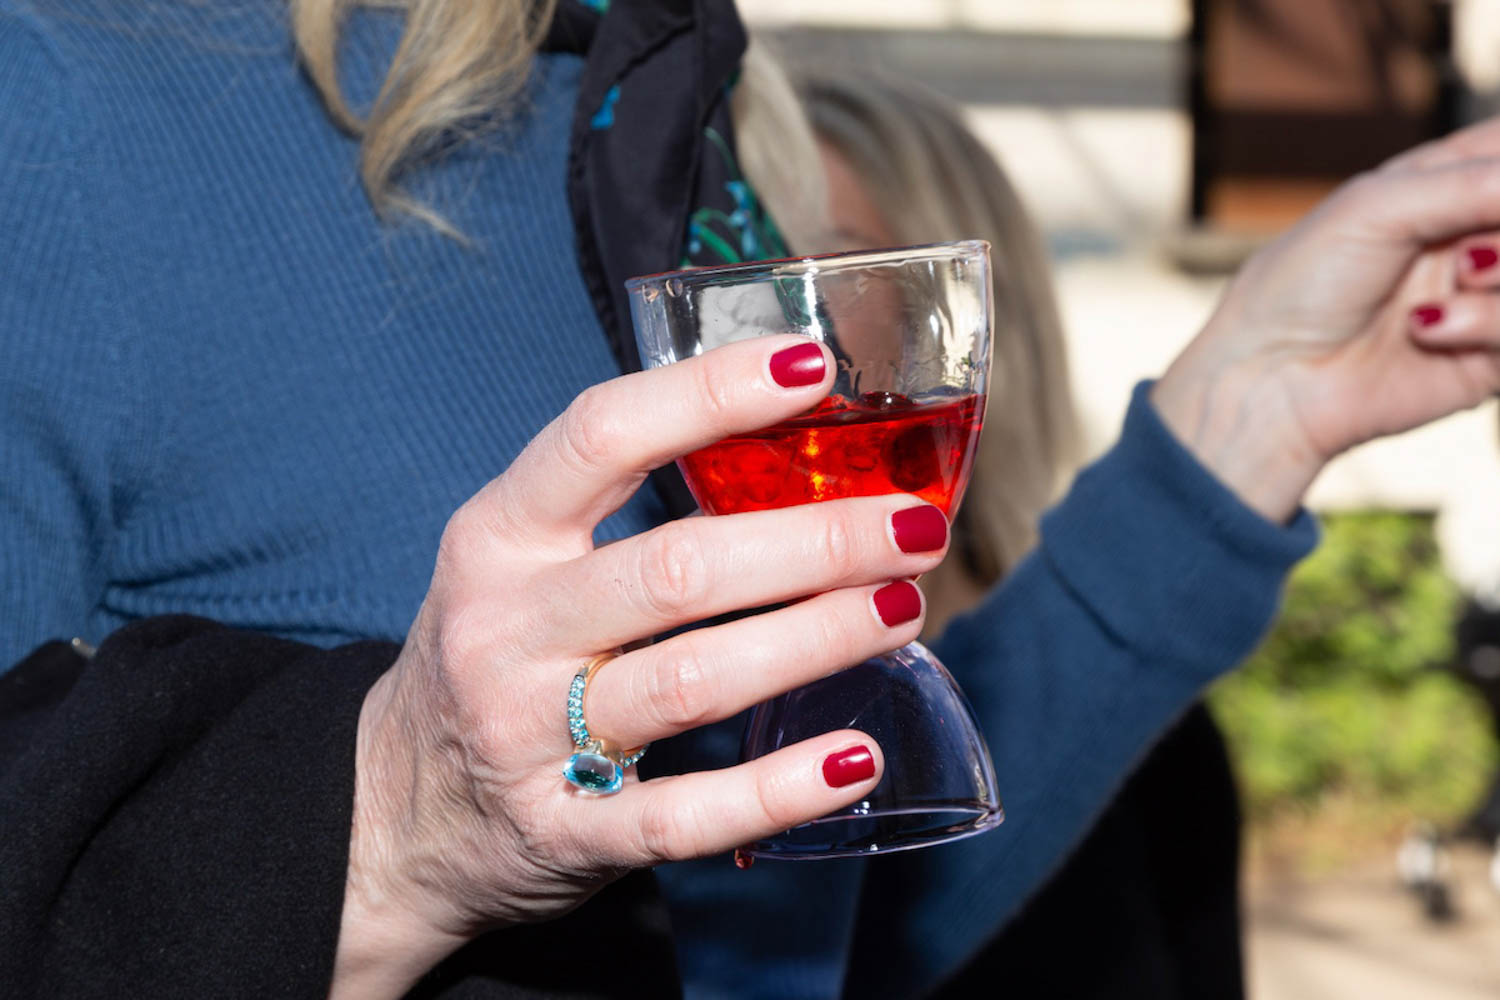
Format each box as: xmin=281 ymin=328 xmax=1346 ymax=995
xmin=629 ymin=241 xmax=1003 ymax=860
xmin=681 ymin=392 xmax=984 ymax=517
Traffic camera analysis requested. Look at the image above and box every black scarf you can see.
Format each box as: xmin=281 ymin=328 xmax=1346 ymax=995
xmin=547 ymin=0 xmax=786 ymax=516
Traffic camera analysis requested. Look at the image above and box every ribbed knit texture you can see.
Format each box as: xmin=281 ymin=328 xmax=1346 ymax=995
xmin=0 ymin=1 xmax=664 ymax=665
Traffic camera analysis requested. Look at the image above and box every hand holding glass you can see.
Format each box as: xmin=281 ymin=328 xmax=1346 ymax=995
xmin=629 ymin=241 xmax=1003 ymax=859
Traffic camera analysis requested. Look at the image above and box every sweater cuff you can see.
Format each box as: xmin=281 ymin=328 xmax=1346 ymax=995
xmin=1040 ymin=381 xmax=1318 ymax=674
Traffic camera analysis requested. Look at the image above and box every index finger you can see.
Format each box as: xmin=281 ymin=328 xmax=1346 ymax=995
xmin=1350 ymin=156 xmax=1500 ymax=246
xmin=477 ymin=335 xmax=833 ymax=549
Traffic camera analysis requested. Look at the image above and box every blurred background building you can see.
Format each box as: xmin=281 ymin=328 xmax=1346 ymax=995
xmin=741 ymin=2 xmax=1500 ymax=998
xmin=747 ymin=0 xmax=1500 ymax=595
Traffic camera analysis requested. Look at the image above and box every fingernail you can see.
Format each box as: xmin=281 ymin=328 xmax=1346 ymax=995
xmin=1467 ymin=246 xmax=1499 ymax=273
xmin=872 ymin=580 xmax=922 ymax=627
xmin=1411 ymin=303 xmax=1445 ymax=328
xmin=891 ymin=505 xmax=948 ymax=553
xmin=769 ymin=342 xmax=826 ymax=388
xmin=822 ymin=745 xmax=875 ymax=787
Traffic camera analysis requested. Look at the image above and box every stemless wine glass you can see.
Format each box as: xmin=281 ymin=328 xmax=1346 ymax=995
xmin=627 ymin=241 xmax=1003 ymax=859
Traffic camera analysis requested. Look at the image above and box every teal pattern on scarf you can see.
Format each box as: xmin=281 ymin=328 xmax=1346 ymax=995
xmin=681 ymin=125 xmax=788 ymax=267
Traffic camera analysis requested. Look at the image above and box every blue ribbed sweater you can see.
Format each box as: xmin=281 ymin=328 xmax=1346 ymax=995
xmin=0 ymin=3 xmax=1317 ymax=998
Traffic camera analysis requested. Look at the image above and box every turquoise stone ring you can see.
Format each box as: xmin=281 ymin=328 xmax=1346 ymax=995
xmin=563 ymin=654 xmax=647 ymax=795
xmin=564 ymin=748 xmax=624 ymax=794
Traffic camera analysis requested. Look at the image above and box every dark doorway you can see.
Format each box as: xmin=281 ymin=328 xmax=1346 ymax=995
xmin=1190 ymin=0 xmax=1458 ymax=230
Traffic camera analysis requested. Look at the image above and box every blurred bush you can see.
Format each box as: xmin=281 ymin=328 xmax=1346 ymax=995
xmin=1210 ymin=513 xmax=1499 ymax=829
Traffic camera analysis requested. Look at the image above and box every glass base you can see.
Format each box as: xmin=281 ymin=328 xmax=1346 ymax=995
xmin=740 ymin=642 xmax=1002 ymax=860
xmin=743 ymin=802 xmax=1003 ymax=860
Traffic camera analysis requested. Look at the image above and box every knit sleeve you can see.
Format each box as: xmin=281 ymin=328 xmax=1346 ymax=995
xmin=0 ymin=11 xmax=143 ymax=668
xmin=847 ymin=382 xmax=1320 ymax=995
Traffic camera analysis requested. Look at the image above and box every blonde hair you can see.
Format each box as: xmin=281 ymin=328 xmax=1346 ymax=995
xmin=739 ymin=63 xmax=1081 ymax=629
xmin=290 ymin=0 xmax=555 ymax=228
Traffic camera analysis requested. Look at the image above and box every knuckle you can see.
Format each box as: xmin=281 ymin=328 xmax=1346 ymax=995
xmin=637 ymin=794 xmax=707 ymax=862
xmin=511 ymin=794 xmax=575 ymax=864
xmin=816 ymin=511 xmax=859 ymax=581
xmin=428 ymin=597 xmax=495 ymax=684
xmin=691 ymin=360 xmax=739 ymax=424
xmin=557 ymin=385 xmax=622 ymax=475
xmin=633 ymin=523 xmax=711 ymax=619
xmin=811 ymin=604 xmax=861 ymax=658
xmin=645 ymin=640 xmax=717 ymax=731
xmin=437 ymin=500 xmax=488 ymax=568
xmin=752 ymin=761 xmax=802 ymax=833
xmin=438 ymin=490 xmax=529 ymax=569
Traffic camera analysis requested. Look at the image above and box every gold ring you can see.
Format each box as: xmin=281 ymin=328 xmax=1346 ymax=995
xmin=563 ymin=652 xmax=647 ymax=795
xmin=573 ymin=652 xmax=646 ymax=761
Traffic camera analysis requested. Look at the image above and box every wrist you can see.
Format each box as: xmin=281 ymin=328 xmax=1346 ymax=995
xmin=331 ymin=670 xmax=468 ymax=1000
xmin=1149 ymin=351 xmax=1324 ymax=524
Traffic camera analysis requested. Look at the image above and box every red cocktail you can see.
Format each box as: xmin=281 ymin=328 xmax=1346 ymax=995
xmin=682 ymin=392 xmax=984 ymax=516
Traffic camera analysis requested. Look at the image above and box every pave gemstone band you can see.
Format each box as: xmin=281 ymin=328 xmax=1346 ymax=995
xmin=563 ymin=652 xmax=647 ymax=795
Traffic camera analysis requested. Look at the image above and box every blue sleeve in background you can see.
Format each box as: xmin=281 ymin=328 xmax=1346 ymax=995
xmin=847 ymin=382 xmax=1319 ymax=995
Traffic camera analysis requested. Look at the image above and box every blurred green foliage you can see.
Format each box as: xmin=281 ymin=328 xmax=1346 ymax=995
xmin=1210 ymin=512 xmax=1499 ymax=826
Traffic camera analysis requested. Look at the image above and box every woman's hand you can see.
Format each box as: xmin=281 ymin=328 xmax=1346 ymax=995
xmin=329 ymin=336 xmax=949 ymax=998
xmin=1153 ymin=119 xmax=1500 ymax=523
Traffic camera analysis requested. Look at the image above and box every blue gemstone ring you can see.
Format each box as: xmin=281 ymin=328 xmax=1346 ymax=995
xmin=563 ymin=652 xmax=647 ymax=796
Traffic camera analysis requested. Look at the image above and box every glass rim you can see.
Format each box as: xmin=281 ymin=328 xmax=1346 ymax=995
xmin=624 ymin=239 xmax=991 ymax=291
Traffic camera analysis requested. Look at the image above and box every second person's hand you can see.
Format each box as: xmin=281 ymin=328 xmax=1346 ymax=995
xmin=1154 ymin=120 xmax=1500 ymax=523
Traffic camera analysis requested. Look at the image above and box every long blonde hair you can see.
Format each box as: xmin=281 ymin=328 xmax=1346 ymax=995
xmin=290 ymin=0 xmax=554 ymax=227
xmin=739 ymin=63 xmax=1081 ymax=628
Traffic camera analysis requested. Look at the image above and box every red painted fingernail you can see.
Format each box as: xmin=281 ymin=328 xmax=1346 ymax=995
xmin=891 ymin=505 xmax=948 ymax=553
xmin=872 ymin=580 xmax=922 ymax=627
xmin=822 ymin=745 xmax=875 ymax=787
xmin=1467 ymin=246 xmax=1499 ymax=272
xmin=1411 ymin=303 xmax=1445 ymax=328
xmin=768 ymin=342 xmax=826 ymax=388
